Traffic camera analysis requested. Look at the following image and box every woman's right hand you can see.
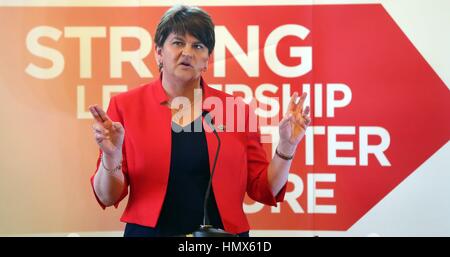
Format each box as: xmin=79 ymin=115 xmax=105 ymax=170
xmin=89 ymin=104 xmax=125 ymax=158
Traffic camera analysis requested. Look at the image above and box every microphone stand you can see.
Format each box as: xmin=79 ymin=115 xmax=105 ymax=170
xmin=192 ymin=111 xmax=236 ymax=237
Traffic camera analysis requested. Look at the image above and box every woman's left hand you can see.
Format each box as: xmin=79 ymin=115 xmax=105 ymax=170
xmin=278 ymin=92 xmax=311 ymax=155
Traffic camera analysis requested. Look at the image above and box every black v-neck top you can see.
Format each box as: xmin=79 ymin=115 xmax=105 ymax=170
xmin=124 ymin=116 xmax=224 ymax=236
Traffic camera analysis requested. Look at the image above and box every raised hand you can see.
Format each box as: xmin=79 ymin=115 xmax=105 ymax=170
xmin=89 ymin=104 xmax=125 ymax=158
xmin=278 ymin=92 xmax=311 ymax=154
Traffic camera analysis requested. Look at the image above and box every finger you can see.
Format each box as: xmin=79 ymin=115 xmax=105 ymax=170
xmin=95 ymin=134 xmax=105 ymax=144
xmin=95 ymin=105 xmax=114 ymax=129
xmin=304 ymin=116 xmax=311 ymax=125
xmin=295 ymin=92 xmax=307 ymax=113
xmin=94 ymin=105 xmax=110 ymax=123
xmin=92 ymin=124 xmax=110 ymax=136
xmin=92 ymin=123 xmax=106 ymax=134
xmin=90 ymin=104 xmax=112 ymax=124
xmin=93 ymin=127 xmax=106 ymax=134
xmin=89 ymin=105 xmax=105 ymax=123
xmin=112 ymin=122 xmax=124 ymax=133
xmin=285 ymin=92 xmax=299 ymax=116
xmin=303 ymin=106 xmax=310 ymax=116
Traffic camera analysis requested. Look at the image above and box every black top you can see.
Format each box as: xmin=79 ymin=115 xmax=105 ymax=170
xmin=124 ymin=116 xmax=224 ymax=236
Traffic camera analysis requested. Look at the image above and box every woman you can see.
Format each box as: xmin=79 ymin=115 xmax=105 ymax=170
xmin=89 ymin=5 xmax=311 ymax=237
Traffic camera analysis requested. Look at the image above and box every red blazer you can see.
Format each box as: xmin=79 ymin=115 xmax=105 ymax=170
xmin=90 ymin=77 xmax=286 ymax=234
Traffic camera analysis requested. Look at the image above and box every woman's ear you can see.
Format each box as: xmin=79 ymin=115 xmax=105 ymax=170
xmin=156 ymin=46 xmax=162 ymax=56
xmin=203 ymin=51 xmax=213 ymax=72
xmin=155 ymin=46 xmax=163 ymax=68
xmin=202 ymin=59 xmax=209 ymax=72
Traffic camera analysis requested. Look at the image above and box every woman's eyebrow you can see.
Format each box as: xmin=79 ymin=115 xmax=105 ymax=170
xmin=172 ymin=36 xmax=203 ymax=44
xmin=172 ymin=36 xmax=185 ymax=41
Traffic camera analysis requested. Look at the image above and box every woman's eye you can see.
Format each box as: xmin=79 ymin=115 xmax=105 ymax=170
xmin=194 ymin=44 xmax=204 ymax=49
xmin=173 ymin=41 xmax=183 ymax=46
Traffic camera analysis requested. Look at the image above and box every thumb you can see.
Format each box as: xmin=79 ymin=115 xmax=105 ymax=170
xmin=112 ymin=122 xmax=124 ymax=133
xmin=103 ymin=119 xmax=113 ymax=130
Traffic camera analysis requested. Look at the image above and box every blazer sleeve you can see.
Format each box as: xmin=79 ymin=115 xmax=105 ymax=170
xmin=90 ymin=96 xmax=129 ymax=209
xmin=245 ymin=106 xmax=287 ymax=206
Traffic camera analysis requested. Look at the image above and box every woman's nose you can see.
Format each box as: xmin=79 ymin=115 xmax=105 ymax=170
xmin=181 ymin=45 xmax=194 ymax=57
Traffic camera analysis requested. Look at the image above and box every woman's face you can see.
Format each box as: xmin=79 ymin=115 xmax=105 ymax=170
xmin=157 ymin=32 xmax=209 ymax=83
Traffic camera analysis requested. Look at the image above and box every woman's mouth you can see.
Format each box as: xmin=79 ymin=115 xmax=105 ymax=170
xmin=179 ymin=62 xmax=192 ymax=67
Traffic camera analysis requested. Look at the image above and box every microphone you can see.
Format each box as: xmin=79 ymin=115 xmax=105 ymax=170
xmin=192 ymin=111 xmax=236 ymax=237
